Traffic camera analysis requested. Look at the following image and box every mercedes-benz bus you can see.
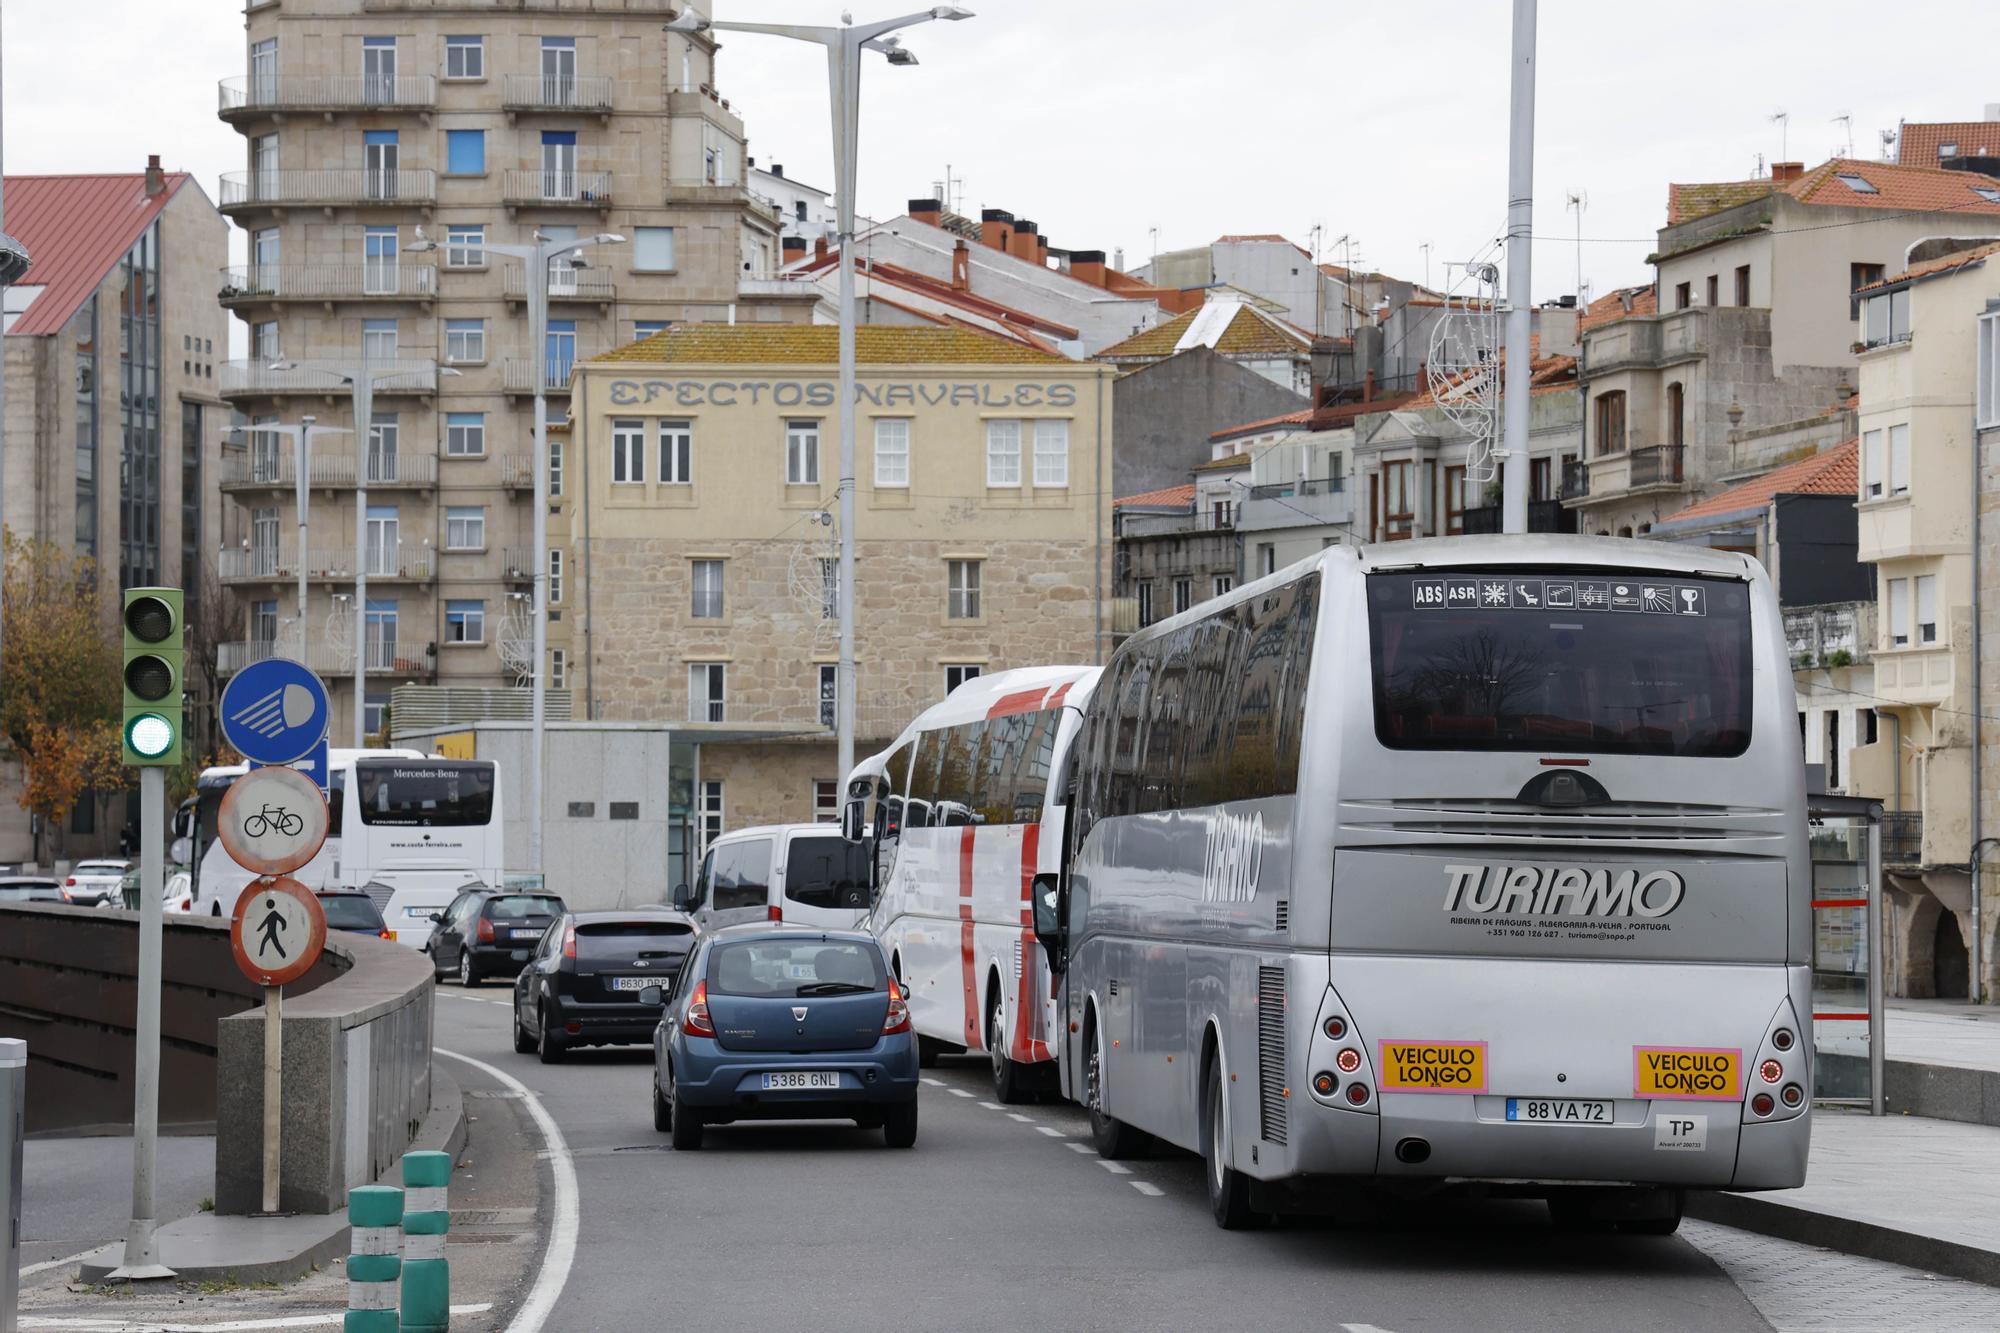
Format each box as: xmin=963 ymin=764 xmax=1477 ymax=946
xmin=844 ymin=666 xmax=1099 ymax=1101
xmin=1030 ymin=537 xmax=1810 ymax=1230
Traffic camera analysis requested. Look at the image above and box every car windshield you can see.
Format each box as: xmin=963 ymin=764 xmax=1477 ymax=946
xmin=319 ymin=896 xmax=384 ymax=930
xmin=574 ymin=921 xmax=694 ymax=964
xmin=485 ymin=895 xmax=564 ymax=920
xmin=707 ymin=939 xmax=884 ymax=997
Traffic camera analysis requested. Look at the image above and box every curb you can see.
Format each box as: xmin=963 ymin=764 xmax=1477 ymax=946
xmin=73 ymin=1068 xmax=468 ymax=1286
xmin=1688 ymin=1189 xmax=2000 ymax=1288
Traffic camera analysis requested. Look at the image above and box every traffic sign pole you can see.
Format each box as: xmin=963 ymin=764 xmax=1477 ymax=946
xmin=261 ymin=983 xmax=282 ymax=1215
xmin=110 ymin=765 xmax=174 ymax=1280
xmin=228 ymin=877 xmax=327 ymax=1217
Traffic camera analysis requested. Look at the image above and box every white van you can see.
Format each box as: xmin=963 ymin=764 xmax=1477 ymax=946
xmin=677 ymin=824 xmax=872 ymax=932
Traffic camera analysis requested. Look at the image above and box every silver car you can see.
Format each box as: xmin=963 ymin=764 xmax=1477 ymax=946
xmin=63 ymin=859 xmax=130 ymax=907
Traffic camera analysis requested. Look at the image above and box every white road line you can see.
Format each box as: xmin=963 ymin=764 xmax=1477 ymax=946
xmin=1095 ymin=1160 xmax=1132 ymax=1175
xmin=1035 ymin=1126 xmax=1066 ymax=1137
xmin=18 ymin=1247 xmax=105 ymax=1279
xmin=978 ymin=1101 xmax=1004 ymax=1111
xmin=920 ymin=1076 xmax=947 ymax=1087
xmin=19 ymin=1307 xmax=495 ymax=1332
xmin=1129 ymin=1181 xmax=1164 ymax=1197
xmin=1006 ymin=1113 xmax=1034 ymax=1123
xmin=437 ymin=1047 xmax=576 ymax=1333
xmin=947 ymin=1088 xmax=974 ymax=1098
xmin=1065 ymin=1142 xmax=1093 ymax=1154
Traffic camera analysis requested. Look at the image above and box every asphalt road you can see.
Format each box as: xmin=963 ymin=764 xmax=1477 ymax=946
xmin=433 ymin=987 xmax=1774 ymax=1333
xmin=19 ymin=1133 xmax=214 ymax=1270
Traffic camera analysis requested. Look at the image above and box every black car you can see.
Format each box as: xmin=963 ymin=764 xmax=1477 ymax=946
xmin=512 ymin=910 xmax=698 ymax=1063
xmin=318 ymin=891 xmax=392 ymax=938
xmin=432 ymin=891 xmax=567 ymax=986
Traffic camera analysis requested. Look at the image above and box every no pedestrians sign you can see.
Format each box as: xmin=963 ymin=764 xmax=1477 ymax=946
xmin=229 ymin=877 xmax=327 ymax=987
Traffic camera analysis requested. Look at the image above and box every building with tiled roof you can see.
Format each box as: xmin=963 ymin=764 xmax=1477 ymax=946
xmin=1113 ymin=483 xmax=1195 ymax=510
xmin=1653 ymin=439 xmax=1859 ymax=531
xmin=0 ymin=160 xmax=230 ymax=867
xmin=1896 ymin=116 xmax=2000 ymax=169
xmin=596 ymin=323 xmax=1069 ymax=366
xmin=1096 ymin=299 xmax=1313 ymax=396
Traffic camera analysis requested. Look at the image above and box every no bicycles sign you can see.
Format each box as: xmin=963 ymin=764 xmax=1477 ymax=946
xmin=219 ymin=764 xmax=330 ymax=878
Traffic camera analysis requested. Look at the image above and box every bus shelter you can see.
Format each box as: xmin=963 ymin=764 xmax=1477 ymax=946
xmin=1807 ymin=795 xmax=1884 ymax=1114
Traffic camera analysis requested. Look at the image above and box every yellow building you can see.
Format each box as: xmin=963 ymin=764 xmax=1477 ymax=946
xmin=564 ymin=325 xmax=1113 ymax=833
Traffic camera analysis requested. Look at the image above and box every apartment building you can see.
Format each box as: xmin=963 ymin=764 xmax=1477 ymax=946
xmin=564 ymin=324 xmax=1112 ymax=835
xmin=213 ymin=0 xmax=810 ymax=741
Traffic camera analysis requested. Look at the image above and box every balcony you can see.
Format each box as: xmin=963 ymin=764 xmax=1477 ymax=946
xmin=1118 ymin=510 xmax=1237 ymax=538
xmin=1873 ymin=644 xmax=1956 ymax=706
xmin=219 ymin=639 xmax=356 ymax=678
xmin=221 ymin=359 xmax=438 ymax=399
xmin=498 ymin=454 xmax=537 ymax=488
xmin=219 ymin=453 xmax=439 ymax=491
xmin=219 ymin=547 xmax=436 ymax=585
xmin=363 ymin=0 xmax=674 ymax=10
xmin=500 ymin=547 xmax=537 ymax=580
xmin=220 ymin=168 xmax=438 ymax=213
xmin=1630 ymin=445 xmax=1685 ymax=488
xmin=500 ymin=169 xmax=613 ymax=210
xmin=1881 ymin=812 xmax=1923 ymax=868
xmin=501 ymin=74 xmax=615 ymax=115
xmin=501 ymin=265 xmax=616 ymax=304
xmin=502 ymin=359 xmax=591 ymax=395
xmin=219 ymin=263 xmax=436 ymax=306
xmin=1570 ymin=445 xmax=1687 ymax=505
xmin=218 ymin=74 xmax=437 ymax=121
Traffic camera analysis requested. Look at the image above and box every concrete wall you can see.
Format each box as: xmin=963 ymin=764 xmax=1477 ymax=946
xmin=1111 ymin=349 xmax=1308 ymax=499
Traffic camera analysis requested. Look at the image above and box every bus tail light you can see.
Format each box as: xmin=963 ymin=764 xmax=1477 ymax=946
xmin=1336 ymin=1048 xmax=1361 ymax=1074
xmin=1312 ymin=1071 xmax=1336 ymax=1096
xmin=684 ymin=980 xmax=716 ymax=1038
xmin=1781 ymin=1083 xmax=1804 ymax=1108
xmin=561 ymin=924 xmax=577 ymax=960
xmin=1771 ymin=1028 xmax=1795 ymax=1051
xmin=476 ymin=917 xmax=495 ymax=944
xmin=1751 ymin=1092 xmax=1774 ymax=1116
xmin=883 ymin=978 xmax=912 ymax=1035
xmin=1323 ymin=1016 xmax=1346 ymax=1040
xmin=1345 ymin=1082 xmax=1370 ymax=1107
xmin=1758 ymin=1059 xmax=1783 ymax=1084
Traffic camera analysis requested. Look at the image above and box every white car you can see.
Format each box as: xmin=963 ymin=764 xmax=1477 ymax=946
xmin=164 ymin=870 xmax=194 ymax=914
xmin=63 ymin=858 xmax=130 ymax=907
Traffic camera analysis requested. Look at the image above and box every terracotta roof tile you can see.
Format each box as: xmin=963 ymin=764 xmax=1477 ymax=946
xmin=1860 ymin=238 xmax=2000 ymax=292
xmin=1095 ymin=303 xmax=1309 ymax=360
xmin=1667 ymin=158 xmax=2000 ymax=227
xmin=1113 ymin=483 xmax=1195 ymax=509
xmin=1658 ymin=440 xmax=1859 ymax=526
xmin=1899 ymin=122 xmax=2000 ymax=166
xmin=4 ymin=172 xmax=195 ymax=338
xmin=1210 ymin=408 xmax=1313 ymax=440
xmin=592 ymin=324 xmax=1069 ymax=366
xmin=1580 ymin=284 xmax=1657 ymax=330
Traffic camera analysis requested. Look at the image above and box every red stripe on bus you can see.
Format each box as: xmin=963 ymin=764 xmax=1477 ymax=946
xmin=959 ymin=827 xmax=981 ymax=1049
xmin=1812 ymin=1012 xmax=1869 ymax=1021
xmin=1046 ymin=681 xmax=1074 ymax=711
xmin=1812 ymin=899 xmax=1868 ymax=909
xmin=1012 ymin=824 xmax=1044 ymax=1063
xmin=987 ymin=688 xmax=1049 ymax=719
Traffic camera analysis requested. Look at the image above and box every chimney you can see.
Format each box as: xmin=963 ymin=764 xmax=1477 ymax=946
xmin=1009 ymin=219 xmax=1040 ymax=264
xmin=144 ymin=154 xmax=165 ymax=197
xmin=815 ymin=236 xmax=829 ymax=263
xmin=952 ymin=239 xmax=970 ymax=292
xmin=1986 ymin=102 xmax=2000 ymax=122
xmin=908 ymin=198 xmax=943 ymax=225
xmin=1363 ymin=369 xmax=1376 ymax=403
xmin=1070 ymin=248 xmax=1107 ymax=288
xmin=980 ymin=207 xmax=1015 ymax=254
xmin=1771 ymin=161 xmax=1804 ymax=183
xmin=1037 ymin=235 xmax=1050 ymax=268
xmin=782 ymin=236 xmax=807 ymax=262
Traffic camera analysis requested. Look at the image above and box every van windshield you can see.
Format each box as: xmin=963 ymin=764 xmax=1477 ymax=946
xmin=1367 ymin=570 xmax=1754 ymax=757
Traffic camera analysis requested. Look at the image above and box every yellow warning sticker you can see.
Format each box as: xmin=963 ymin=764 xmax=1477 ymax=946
xmin=1377 ymin=1041 xmax=1487 ymax=1094
xmin=1634 ymin=1047 xmax=1740 ymax=1101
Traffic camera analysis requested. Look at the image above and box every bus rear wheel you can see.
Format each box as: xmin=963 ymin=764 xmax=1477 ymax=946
xmin=1085 ymin=1025 xmax=1148 ymax=1160
xmin=988 ymin=989 xmax=1029 ymax=1104
xmin=1203 ymin=1058 xmax=1255 ymax=1230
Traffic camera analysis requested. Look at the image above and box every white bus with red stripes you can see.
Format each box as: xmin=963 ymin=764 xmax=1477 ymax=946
xmin=842 ymin=666 xmax=1099 ymax=1101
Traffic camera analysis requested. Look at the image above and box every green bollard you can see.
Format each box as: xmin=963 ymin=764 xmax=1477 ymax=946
xmin=344 ymin=1185 xmax=404 ymax=1333
xmin=399 ymin=1150 xmax=453 ymax=1333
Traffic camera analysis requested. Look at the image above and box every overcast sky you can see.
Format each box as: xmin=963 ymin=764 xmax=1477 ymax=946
xmin=8 ymin=0 xmax=1998 ymax=308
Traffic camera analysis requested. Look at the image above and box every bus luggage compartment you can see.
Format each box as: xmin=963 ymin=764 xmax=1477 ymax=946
xmin=1329 ymin=954 xmax=1807 ymax=1189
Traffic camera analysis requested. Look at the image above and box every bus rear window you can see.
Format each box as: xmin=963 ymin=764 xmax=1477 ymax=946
xmin=1367 ymin=571 xmax=1753 ymax=757
xmin=355 ymin=762 xmax=495 ymax=826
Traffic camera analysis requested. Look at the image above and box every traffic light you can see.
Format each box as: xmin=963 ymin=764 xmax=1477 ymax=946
xmin=122 ymin=587 xmax=183 ymax=766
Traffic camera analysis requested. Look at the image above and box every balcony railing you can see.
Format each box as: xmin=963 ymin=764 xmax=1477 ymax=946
xmin=502 ymin=359 xmax=590 ymax=394
xmin=1561 ymin=459 xmax=1591 ymax=500
xmin=219 ymin=263 xmax=437 ymax=304
xmin=219 ymin=547 xmax=435 ymax=582
xmin=1629 ymin=444 xmax=1686 ymax=488
xmin=501 ymin=265 xmax=616 ymax=302
xmin=220 ymin=168 xmax=438 ymax=211
xmin=219 ymin=639 xmax=356 ymax=677
xmin=499 ymin=454 xmax=537 ymax=487
xmin=501 ymin=74 xmax=615 ymax=113
xmin=500 ymin=547 xmax=536 ymax=580
xmin=1881 ymin=811 xmax=1923 ymax=867
xmin=1118 ymin=510 xmax=1238 ymax=538
xmin=221 ymin=359 xmax=438 ymax=397
xmin=1246 ymin=475 xmax=1345 ymax=501
xmin=220 ymin=453 xmax=439 ymax=489
xmin=500 ymin=169 xmax=613 ymax=207
xmin=218 ymin=74 xmax=437 ymax=117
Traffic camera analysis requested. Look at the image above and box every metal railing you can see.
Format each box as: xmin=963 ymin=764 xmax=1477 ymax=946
xmin=500 ymin=547 xmax=536 ymax=579
xmin=220 ymin=453 xmax=439 ymax=488
xmin=219 ymin=639 xmax=356 ymax=677
xmin=1118 ymin=510 xmax=1238 ymax=537
xmin=502 ymin=359 xmax=588 ymax=394
xmin=1629 ymin=445 xmax=1686 ymax=488
xmin=1246 ymin=475 xmax=1345 ymax=501
xmin=219 ymin=74 xmax=437 ymax=115
xmin=219 ymin=263 xmax=437 ymax=303
xmin=1561 ymin=459 xmax=1591 ymax=500
xmin=219 ymin=168 xmax=438 ymax=210
xmin=500 ymin=74 xmax=615 ymax=112
xmin=221 ymin=359 xmax=438 ymax=396
xmin=1881 ymin=812 xmax=1923 ymax=866
xmin=500 ymin=169 xmax=613 ymax=207
xmin=218 ymin=547 xmax=435 ymax=581
xmin=498 ymin=453 xmax=537 ymax=487
xmin=501 ymin=265 xmax=616 ymax=302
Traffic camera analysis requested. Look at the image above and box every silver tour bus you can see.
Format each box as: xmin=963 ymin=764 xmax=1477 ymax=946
xmin=1031 ymin=535 xmax=1810 ymax=1231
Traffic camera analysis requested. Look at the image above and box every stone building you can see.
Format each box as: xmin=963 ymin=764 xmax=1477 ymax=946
xmin=564 ymin=324 xmax=1112 ymax=836
xmin=212 ymin=0 xmax=809 ymax=742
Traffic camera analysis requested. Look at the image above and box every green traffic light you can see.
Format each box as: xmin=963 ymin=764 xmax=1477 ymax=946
xmin=125 ymin=713 xmax=176 ymax=759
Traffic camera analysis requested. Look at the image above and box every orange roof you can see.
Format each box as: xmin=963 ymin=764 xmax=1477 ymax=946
xmin=4 ymin=171 xmax=196 ymax=337
xmin=1211 ymin=408 xmax=1313 ymax=440
xmin=1861 ymin=238 xmax=2000 ymax=291
xmin=1657 ymin=440 xmax=1859 ymax=527
xmin=1580 ymin=284 xmax=1658 ymax=330
xmin=1402 ymin=335 xmax=1579 ymax=410
xmin=1096 ymin=303 xmax=1310 ymax=360
xmin=1899 ymin=121 xmax=2000 ymax=166
xmin=1667 ymin=158 xmax=2000 ymax=227
xmin=1114 ymin=483 xmax=1195 ymax=509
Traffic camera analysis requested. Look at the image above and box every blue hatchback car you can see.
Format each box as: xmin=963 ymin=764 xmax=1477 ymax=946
xmin=648 ymin=925 xmax=920 ymax=1149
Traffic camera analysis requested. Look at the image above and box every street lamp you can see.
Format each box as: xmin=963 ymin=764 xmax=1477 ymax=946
xmin=665 ymin=4 xmax=974 ymax=787
xmin=231 ymin=417 xmax=350 ymax=665
xmin=410 ymin=227 xmax=622 ymax=880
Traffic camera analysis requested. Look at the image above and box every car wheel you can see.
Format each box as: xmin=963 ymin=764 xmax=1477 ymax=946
xmin=883 ymin=1100 xmax=918 ymax=1149
xmin=988 ymin=989 xmax=1028 ymax=1104
xmin=458 ymin=952 xmax=479 ymax=988
xmin=512 ymin=1009 xmax=536 ymax=1055
xmin=1086 ymin=1023 xmax=1148 ymax=1160
xmin=652 ymin=1073 xmax=673 ymax=1133
xmin=536 ymin=1007 xmax=566 ymax=1064
xmin=670 ymin=1101 xmax=703 ymax=1150
xmin=1203 ymin=1055 xmax=1254 ymax=1230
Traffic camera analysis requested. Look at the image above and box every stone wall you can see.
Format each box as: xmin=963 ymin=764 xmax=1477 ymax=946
xmin=1112 ymin=349 xmax=1308 ymax=499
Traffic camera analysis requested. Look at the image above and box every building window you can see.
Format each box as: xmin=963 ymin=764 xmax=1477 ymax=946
xmin=874 ymin=418 xmax=910 ymax=488
xmin=818 ymin=663 xmax=837 ymax=728
xmin=445 ymin=599 xmax=485 ymax=644
xmin=1136 ymin=582 xmax=1154 ymax=627
xmin=444 ymin=318 xmax=485 ymax=363
xmin=1033 ymin=419 xmax=1070 ymax=486
xmin=699 ymin=779 xmax=724 ymax=846
xmin=986 ymin=420 xmax=1022 ymax=487
xmin=634 ymin=227 xmax=676 ymax=270
xmin=362 ymin=318 xmax=398 ymax=361
xmin=1667 ymin=382 xmax=1685 ymax=450
xmin=945 ymin=663 xmax=981 ymax=694
xmin=689 ymin=663 xmax=726 ymax=722
xmin=445 ymin=35 xmax=484 ymax=79
xmin=786 ymin=419 xmax=820 ymax=485
xmin=1259 ymin=544 xmax=1277 ymax=576
xmin=1981 ymin=312 xmax=2000 ymax=428
xmin=1211 ymin=499 xmax=1232 ymax=528
xmin=1213 ymin=575 xmax=1233 ymax=598
xmin=1380 ymin=461 xmax=1414 ymax=538
xmin=364 ymin=693 xmax=390 ymax=739
xmin=1529 ymin=456 xmax=1552 ymax=503
xmin=1735 ymin=264 xmax=1751 ymax=306
xmin=1674 ymin=281 xmax=1691 ymax=311
xmin=1705 ymin=274 xmax=1719 ymax=306
xmin=1888 ymin=423 xmax=1910 ymax=496
xmin=252 ymin=319 xmax=280 ymax=363
xmin=445 ymin=225 xmax=485 ymax=268
xmin=1173 ymin=578 xmax=1192 ymax=615
xmin=612 ymin=418 xmax=645 ymax=484
xmin=364 ymin=598 xmax=398 ymax=670
xmin=1887 ymin=578 xmax=1910 ymax=648
xmin=659 ymin=419 xmax=692 ymax=484
xmin=548 ymin=549 xmax=564 ymax=605
xmin=549 ymin=436 xmax=564 ymax=498
xmin=549 ymin=647 xmax=568 ymax=690
xmin=445 ymin=412 xmax=485 ymax=457
xmin=814 ymin=781 xmax=840 ymax=823
xmin=1593 ymin=391 xmax=1627 ymax=456
xmin=1444 ymin=464 xmax=1467 ymax=534
xmin=251 ymin=599 xmax=278 ymax=644
xmin=1862 ymin=429 xmax=1884 ymax=499
xmin=445 ymin=505 xmax=485 ymax=550
xmin=1916 ymin=574 xmax=1938 ymax=644
xmin=1862 ymin=288 xmax=1910 ymax=348
xmin=634 ymin=320 xmax=668 ymax=341
xmin=445 ymin=129 xmax=485 ymax=176
xmin=691 ymin=558 xmax=725 ymax=619
xmin=947 ymin=559 xmax=981 ymax=620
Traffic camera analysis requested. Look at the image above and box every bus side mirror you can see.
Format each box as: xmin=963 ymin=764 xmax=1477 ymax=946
xmin=1030 ymin=873 xmax=1065 ymax=973
xmin=840 ymin=799 xmax=865 ymax=843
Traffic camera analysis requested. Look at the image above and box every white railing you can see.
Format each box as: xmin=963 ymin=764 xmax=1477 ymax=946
xmin=220 ymin=359 xmax=438 ymax=396
xmin=220 ymin=264 xmax=438 ymax=302
xmin=220 ymin=453 xmax=439 ymax=487
xmin=219 ymin=639 xmax=356 ymax=677
xmin=220 ymin=168 xmax=438 ymax=209
xmin=500 ymin=266 xmax=615 ymax=301
xmin=219 ymin=74 xmax=438 ymax=114
xmin=502 ymin=359 xmax=590 ymax=393
xmin=500 ymin=169 xmax=613 ymax=206
xmin=501 ymin=74 xmax=614 ymax=111
xmin=499 ymin=455 xmax=537 ymax=487
xmin=218 ymin=547 xmax=434 ymax=581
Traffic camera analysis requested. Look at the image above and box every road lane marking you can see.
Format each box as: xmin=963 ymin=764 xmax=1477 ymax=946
xmin=947 ymin=1088 xmax=974 ymax=1098
xmin=436 ymin=1047 xmax=576 ymax=1333
xmin=18 ymin=1247 xmax=105 ymax=1279
xmin=18 ymin=1307 xmax=495 ymax=1332
xmin=1095 ymin=1160 xmax=1132 ymax=1175
xmin=920 ymin=1076 xmax=947 ymax=1087
xmin=1129 ymin=1182 xmax=1164 ymax=1197
xmin=978 ymin=1102 xmax=1004 ymax=1111
xmin=1066 ymin=1142 xmax=1092 ymax=1154
xmin=1036 ymin=1126 xmax=1066 ymax=1137
xmin=1006 ymin=1113 xmax=1034 ymax=1123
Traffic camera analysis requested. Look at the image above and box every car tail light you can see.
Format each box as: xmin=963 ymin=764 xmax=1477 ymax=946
xmin=882 ymin=978 xmax=912 ymax=1035
xmin=684 ymin=980 xmax=716 ymax=1038
xmin=382 ymin=930 xmax=397 ymax=941
xmin=64 ymin=877 xmax=76 ymax=887
xmin=767 ymin=905 xmax=783 ymax=922
xmin=1345 ymin=1082 xmax=1370 ymax=1106
xmin=477 ymin=917 xmax=495 ymax=944
xmin=561 ymin=924 xmax=576 ymax=960
xmin=1771 ymin=1028 xmax=1795 ymax=1052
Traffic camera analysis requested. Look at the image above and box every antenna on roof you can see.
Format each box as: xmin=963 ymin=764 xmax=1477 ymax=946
xmin=1769 ymin=109 xmax=1790 ymax=163
xmin=1832 ymin=112 xmax=1854 ymax=160
xmin=1880 ymin=128 xmax=1899 ymax=162
xmin=1565 ymin=191 xmax=1588 ymax=309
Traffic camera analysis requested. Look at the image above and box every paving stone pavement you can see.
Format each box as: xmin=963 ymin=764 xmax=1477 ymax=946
xmin=1685 ymin=1219 xmax=2000 ymax=1331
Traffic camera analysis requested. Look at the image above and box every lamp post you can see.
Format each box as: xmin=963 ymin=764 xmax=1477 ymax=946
xmin=410 ymin=229 xmax=621 ymax=881
xmin=666 ymin=4 xmax=973 ymax=786
xmin=236 ymin=418 xmax=349 ymax=663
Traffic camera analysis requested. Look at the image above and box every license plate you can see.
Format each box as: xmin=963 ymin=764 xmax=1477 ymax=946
xmin=762 ymin=1071 xmax=840 ymax=1091
xmin=512 ymin=929 xmax=542 ymax=941
xmin=1506 ymin=1097 xmax=1613 ymax=1124
xmin=608 ymin=977 xmax=654 ymax=992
